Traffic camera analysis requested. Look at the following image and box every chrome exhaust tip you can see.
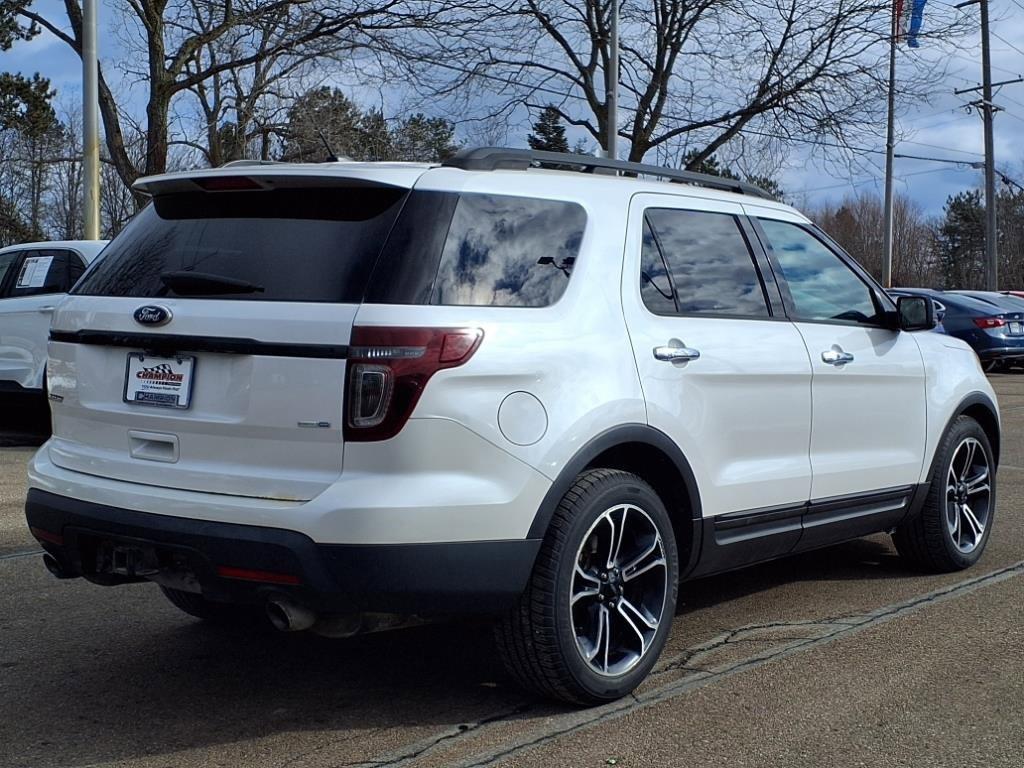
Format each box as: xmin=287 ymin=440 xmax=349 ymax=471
xmin=42 ymin=553 xmax=69 ymax=579
xmin=265 ymin=597 xmax=316 ymax=632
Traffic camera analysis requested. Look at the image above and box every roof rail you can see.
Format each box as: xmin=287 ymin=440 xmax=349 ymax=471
xmin=442 ymin=147 xmax=776 ymax=200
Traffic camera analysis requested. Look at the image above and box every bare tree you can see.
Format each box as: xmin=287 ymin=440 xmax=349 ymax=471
xmin=5 ymin=0 xmax=440 ymax=204
xmin=396 ymin=0 xmax=965 ymax=166
xmin=45 ymin=102 xmax=84 ymax=239
xmin=812 ymin=190 xmax=941 ymax=287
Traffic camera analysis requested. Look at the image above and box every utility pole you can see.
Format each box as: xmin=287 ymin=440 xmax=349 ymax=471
xmin=882 ymin=2 xmax=898 ymax=288
xmin=82 ymin=0 xmax=101 ymax=240
xmin=605 ymin=0 xmax=619 ymax=159
xmin=956 ymin=0 xmax=1000 ymax=289
xmin=979 ymin=0 xmax=998 ymax=291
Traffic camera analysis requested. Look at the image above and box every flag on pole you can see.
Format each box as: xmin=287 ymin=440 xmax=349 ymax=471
xmin=896 ymin=0 xmax=929 ymax=47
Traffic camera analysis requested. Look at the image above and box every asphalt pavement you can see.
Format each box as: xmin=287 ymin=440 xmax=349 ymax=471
xmin=1 ymin=380 xmax=1022 ymax=768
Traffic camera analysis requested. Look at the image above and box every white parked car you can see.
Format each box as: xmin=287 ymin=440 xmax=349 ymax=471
xmin=25 ymin=150 xmax=999 ymax=704
xmin=0 ymin=240 xmax=107 ymax=394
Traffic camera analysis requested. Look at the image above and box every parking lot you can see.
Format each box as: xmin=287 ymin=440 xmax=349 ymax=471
xmin=1 ymin=378 xmax=1021 ymax=768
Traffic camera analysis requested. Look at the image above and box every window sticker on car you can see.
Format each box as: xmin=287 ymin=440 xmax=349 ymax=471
xmin=16 ymin=256 xmax=55 ymax=288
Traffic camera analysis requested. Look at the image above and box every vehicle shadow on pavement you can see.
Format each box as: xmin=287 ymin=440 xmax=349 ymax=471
xmin=3 ymin=598 xmax=558 ymax=767
xmin=679 ymin=536 xmax=914 ymax=616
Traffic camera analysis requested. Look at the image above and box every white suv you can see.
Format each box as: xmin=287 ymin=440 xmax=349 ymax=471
xmin=25 ymin=149 xmax=999 ymax=704
xmin=0 ymin=240 xmax=107 ymax=394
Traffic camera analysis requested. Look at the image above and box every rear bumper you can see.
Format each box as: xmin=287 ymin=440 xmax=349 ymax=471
xmin=25 ymin=488 xmax=540 ymax=614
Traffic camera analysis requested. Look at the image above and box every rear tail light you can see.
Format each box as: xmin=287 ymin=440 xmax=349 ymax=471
xmin=974 ymin=317 xmax=1006 ymax=329
xmin=345 ymin=327 xmax=483 ymax=441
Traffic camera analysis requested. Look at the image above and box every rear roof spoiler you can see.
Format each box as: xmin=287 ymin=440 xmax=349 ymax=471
xmin=132 ymin=165 xmax=429 ymax=197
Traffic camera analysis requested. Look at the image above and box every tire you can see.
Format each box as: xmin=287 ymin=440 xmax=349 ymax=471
xmin=893 ymin=416 xmax=996 ymax=572
xmin=982 ymin=360 xmax=1001 ymax=373
xmin=495 ymin=469 xmax=679 ymax=705
xmin=160 ymin=586 xmax=254 ymax=622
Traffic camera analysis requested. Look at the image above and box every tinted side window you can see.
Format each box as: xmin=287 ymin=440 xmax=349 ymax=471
xmin=0 ymin=250 xmax=21 ymax=296
xmin=758 ymin=219 xmax=881 ymax=325
xmin=365 ymin=191 xmax=459 ymax=305
xmin=641 ymin=208 xmax=769 ymax=317
xmin=430 ymin=194 xmax=586 ymax=307
xmin=8 ymin=250 xmax=73 ymax=297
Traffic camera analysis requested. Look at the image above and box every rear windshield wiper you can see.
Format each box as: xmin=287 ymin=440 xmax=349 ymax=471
xmin=159 ymin=270 xmax=265 ymax=296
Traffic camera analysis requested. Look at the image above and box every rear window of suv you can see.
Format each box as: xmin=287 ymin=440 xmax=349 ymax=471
xmin=74 ymin=187 xmax=408 ymax=302
xmin=76 ymin=186 xmax=586 ymax=307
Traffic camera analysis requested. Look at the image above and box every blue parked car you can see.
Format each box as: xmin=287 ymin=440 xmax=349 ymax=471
xmin=890 ymin=288 xmax=1024 ymax=372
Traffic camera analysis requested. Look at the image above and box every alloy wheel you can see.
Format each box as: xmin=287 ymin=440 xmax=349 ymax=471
xmin=945 ymin=437 xmax=992 ymax=554
xmin=570 ymin=503 xmax=668 ymax=676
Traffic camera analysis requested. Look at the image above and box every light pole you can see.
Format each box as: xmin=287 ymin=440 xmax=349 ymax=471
xmin=82 ymin=0 xmax=101 ymax=239
xmin=881 ymin=1 xmax=897 ymax=288
xmin=605 ymin=0 xmax=619 ymax=159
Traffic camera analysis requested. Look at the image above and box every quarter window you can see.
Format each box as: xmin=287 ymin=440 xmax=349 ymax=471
xmin=430 ymin=194 xmax=586 ymax=307
xmin=640 ymin=208 xmax=769 ymax=318
xmin=758 ymin=219 xmax=881 ymax=325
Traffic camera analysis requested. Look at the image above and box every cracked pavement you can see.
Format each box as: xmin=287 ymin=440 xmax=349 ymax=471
xmin=2 ymin=375 xmax=1023 ymax=768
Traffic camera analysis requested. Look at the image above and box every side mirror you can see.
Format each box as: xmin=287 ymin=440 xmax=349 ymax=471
xmin=897 ymin=295 xmax=935 ymax=331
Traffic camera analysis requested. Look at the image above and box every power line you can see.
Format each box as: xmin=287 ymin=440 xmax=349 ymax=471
xmin=800 ymin=166 xmax=965 ymax=194
xmin=899 ymin=138 xmax=985 ymax=157
xmin=990 ymin=30 xmax=1024 ymax=59
xmin=894 ymin=152 xmax=982 ymax=166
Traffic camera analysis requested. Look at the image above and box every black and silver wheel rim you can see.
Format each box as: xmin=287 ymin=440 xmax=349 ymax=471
xmin=570 ymin=504 xmax=668 ymax=677
xmin=946 ymin=437 xmax=992 ymax=554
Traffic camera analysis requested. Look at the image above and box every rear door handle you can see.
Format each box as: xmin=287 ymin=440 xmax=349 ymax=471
xmin=653 ymin=343 xmax=701 ymax=363
xmin=821 ymin=348 xmax=854 ymax=366
xmin=38 ymin=306 xmax=55 ymax=314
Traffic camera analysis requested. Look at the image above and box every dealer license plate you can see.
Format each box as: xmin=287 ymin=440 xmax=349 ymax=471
xmin=123 ymin=353 xmax=196 ymax=409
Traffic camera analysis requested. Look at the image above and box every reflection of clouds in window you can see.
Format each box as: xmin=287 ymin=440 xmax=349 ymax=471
xmin=643 ymin=209 xmax=768 ymax=317
xmin=431 ymin=195 xmax=586 ymax=307
xmin=759 ymin=220 xmax=877 ymax=323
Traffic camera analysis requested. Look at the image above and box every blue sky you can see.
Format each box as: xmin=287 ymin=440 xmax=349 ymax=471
xmin=2 ymin=0 xmax=1023 ymax=216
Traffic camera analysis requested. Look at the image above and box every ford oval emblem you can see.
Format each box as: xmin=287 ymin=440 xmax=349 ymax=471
xmin=133 ymin=305 xmax=172 ymax=326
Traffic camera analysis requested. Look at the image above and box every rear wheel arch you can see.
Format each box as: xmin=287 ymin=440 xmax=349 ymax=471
xmin=527 ymin=425 xmax=702 ymax=575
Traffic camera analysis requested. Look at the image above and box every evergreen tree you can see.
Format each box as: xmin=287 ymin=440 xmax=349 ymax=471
xmin=392 ymin=114 xmax=458 ymax=162
xmin=682 ymin=150 xmax=783 ymax=199
xmin=528 ymin=106 xmax=570 ymax=153
xmin=938 ymin=190 xmax=986 ymax=289
xmin=281 ymin=87 xmax=364 ymax=162
xmin=281 ymin=88 xmax=458 ymax=163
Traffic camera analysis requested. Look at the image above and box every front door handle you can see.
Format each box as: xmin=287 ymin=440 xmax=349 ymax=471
xmin=821 ymin=347 xmax=855 ymax=366
xmin=38 ymin=306 xmax=55 ymax=314
xmin=653 ymin=342 xmax=701 ymax=363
